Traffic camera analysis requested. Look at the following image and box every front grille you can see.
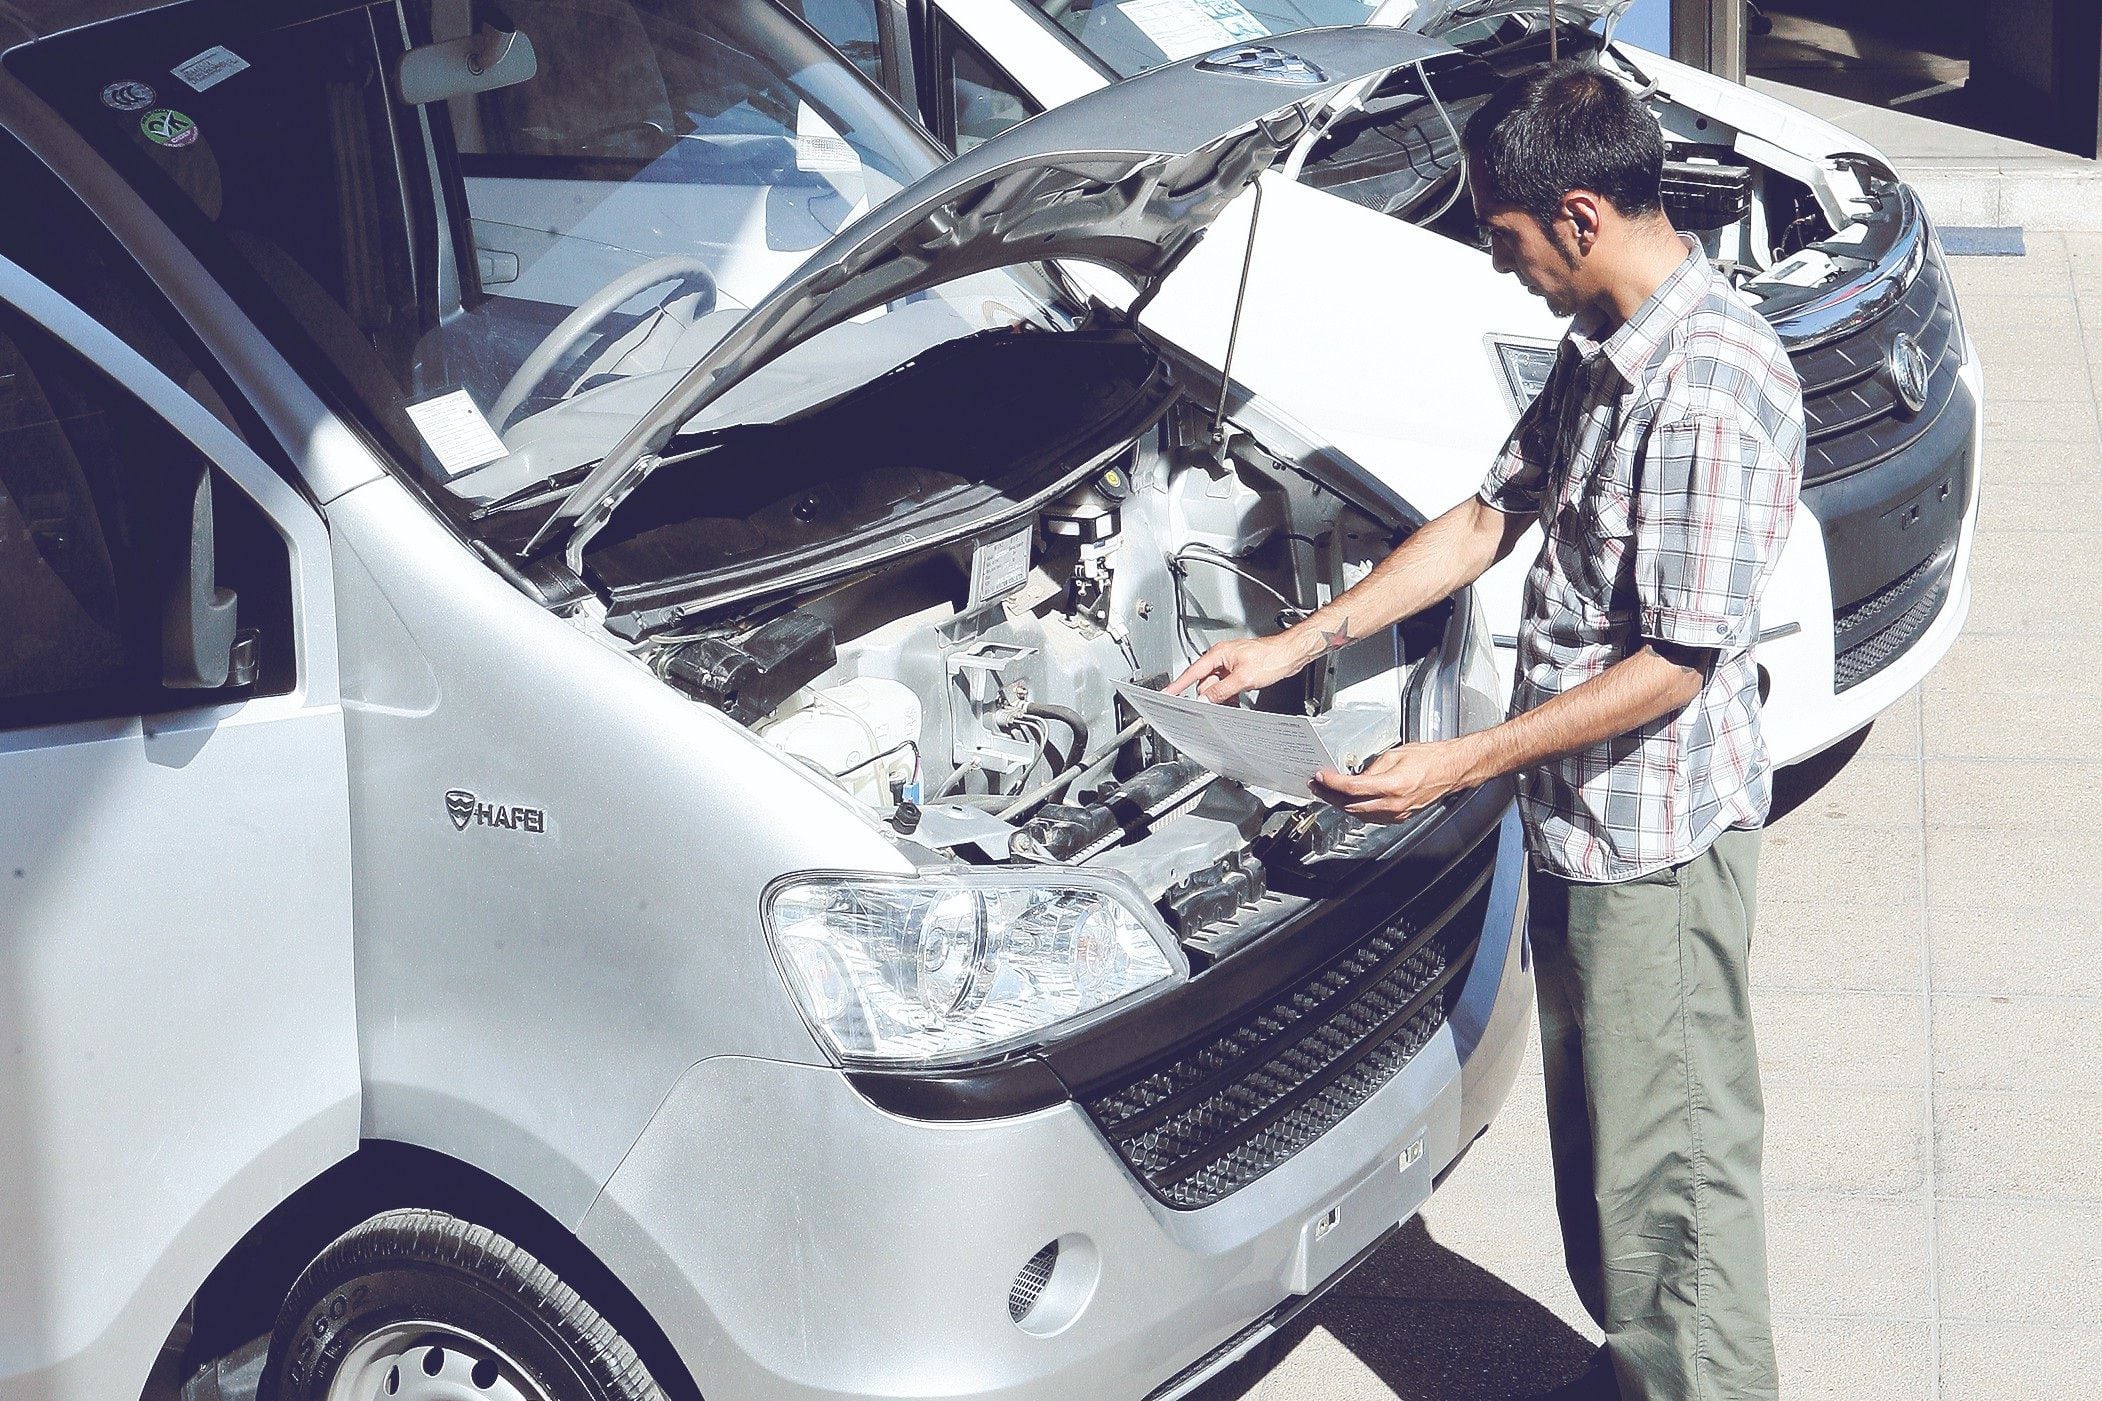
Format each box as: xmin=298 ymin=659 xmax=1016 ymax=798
xmin=1083 ymin=834 xmax=1497 ymax=1209
xmin=1834 ymin=556 xmax=1952 ymax=691
xmin=1787 ymin=248 xmax=1959 ymax=487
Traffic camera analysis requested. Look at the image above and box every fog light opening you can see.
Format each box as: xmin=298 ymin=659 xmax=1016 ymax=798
xmin=1007 ymin=1234 xmax=1099 ymax=1337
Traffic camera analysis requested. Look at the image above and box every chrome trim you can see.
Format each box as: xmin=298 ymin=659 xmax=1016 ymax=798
xmin=1760 ymin=179 xmax=1930 ymax=353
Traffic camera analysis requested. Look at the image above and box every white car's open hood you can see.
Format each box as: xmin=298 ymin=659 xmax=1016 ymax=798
xmin=526 ymin=25 xmax=1453 ymax=566
xmin=1404 ymin=0 xmax=1631 ymax=35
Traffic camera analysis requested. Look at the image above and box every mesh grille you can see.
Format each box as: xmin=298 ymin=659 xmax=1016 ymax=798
xmin=1835 ymin=567 xmax=1951 ymax=691
xmin=1007 ymin=1241 xmax=1060 ymax=1324
xmin=1789 ymin=251 xmax=1958 ymax=487
xmin=1083 ymin=836 xmax=1497 ymax=1209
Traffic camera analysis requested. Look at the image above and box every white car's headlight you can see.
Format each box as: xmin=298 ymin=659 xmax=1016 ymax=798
xmin=1488 ymin=335 xmax=1560 ymax=419
xmin=766 ymin=870 xmax=1187 ymax=1067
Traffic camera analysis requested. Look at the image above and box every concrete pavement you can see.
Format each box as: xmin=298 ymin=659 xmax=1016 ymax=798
xmin=1192 ymin=235 xmax=2102 ymax=1399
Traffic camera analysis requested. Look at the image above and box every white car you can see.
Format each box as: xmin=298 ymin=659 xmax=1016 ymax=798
xmin=789 ymin=0 xmax=1983 ymax=764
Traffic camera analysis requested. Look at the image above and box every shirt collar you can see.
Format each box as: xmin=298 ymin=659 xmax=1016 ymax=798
xmin=1567 ymin=235 xmax=1712 ymax=384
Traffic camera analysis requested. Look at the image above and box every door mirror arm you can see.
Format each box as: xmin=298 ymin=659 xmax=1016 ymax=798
xmin=160 ymin=463 xmax=250 ymax=689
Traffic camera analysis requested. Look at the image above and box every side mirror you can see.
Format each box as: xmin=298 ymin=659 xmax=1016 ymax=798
xmin=396 ymin=23 xmax=539 ymax=106
xmin=160 ymin=464 xmax=249 ymax=690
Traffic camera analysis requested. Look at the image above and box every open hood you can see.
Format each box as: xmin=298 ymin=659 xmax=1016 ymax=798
xmin=526 ymin=24 xmax=1453 ymax=566
xmin=1404 ymin=0 xmax=1632 ymax=36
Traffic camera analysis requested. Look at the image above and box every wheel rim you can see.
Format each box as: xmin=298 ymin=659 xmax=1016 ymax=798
xmin=325 ymin=1321 xmax=557 ymax=1401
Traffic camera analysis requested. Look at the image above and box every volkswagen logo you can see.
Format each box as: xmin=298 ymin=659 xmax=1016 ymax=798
xmin=1887 ymin=332 xmax=1931 ymax=415
xmin=1195 ymin=45 xmax=1328 ymax=86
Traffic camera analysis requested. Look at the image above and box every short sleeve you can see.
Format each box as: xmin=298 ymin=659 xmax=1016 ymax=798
xmin=1478 ymin=373 xmax=1558 ymax=517
xmin=1634 ymin=412 xmax=1796 ymax=649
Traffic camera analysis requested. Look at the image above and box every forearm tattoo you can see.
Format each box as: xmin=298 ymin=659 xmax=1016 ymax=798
xmin=1319 ymin=619 xmax=1353 ymax=652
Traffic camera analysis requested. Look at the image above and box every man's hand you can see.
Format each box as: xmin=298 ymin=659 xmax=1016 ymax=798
xmin=1310 ymin=740 xmax=1477 ymax=824
xmin=1167 ymin=632 xmax=1318 ymax=703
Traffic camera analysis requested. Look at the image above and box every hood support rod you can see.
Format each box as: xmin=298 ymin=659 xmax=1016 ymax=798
xmin=1210 ymin=175 xmax=1269 ymax=455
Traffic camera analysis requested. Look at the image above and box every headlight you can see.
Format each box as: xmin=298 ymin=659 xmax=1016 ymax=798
xmin=766 ymin=870 xmax=1186 ymax=1067
xmin=1488 ymin=335 xmax=1559 ymax=419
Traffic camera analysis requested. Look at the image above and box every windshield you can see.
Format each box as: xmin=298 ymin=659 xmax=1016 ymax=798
xmin=1024 ymin=0 xmax=1383 ymax=77
xmin=13 ymin=0 xmax=1071 ymax=508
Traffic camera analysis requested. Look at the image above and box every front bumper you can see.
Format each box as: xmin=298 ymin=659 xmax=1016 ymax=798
xmin=578 ymin=809 xmax=1532 ymax=1401
xmin=1754 ymin=346 xmax=1982 ymax=767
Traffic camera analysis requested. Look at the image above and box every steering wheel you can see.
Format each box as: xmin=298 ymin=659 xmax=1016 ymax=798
xmin=488 ymin=254 xmax=719 ymax=431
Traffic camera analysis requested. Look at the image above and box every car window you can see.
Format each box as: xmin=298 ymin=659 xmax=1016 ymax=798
xmin=941 ymin=23 xmax=1039 ymax=151
xmin=11 ymin=0 xmax=1069 ymax=520
xmin=0 ymin=304 xmax=295 ymax=730
xmin=778 ymin=0 xmax=886 ymax=87
xmin=1023 ymin=0 xmax=1379 ymax=77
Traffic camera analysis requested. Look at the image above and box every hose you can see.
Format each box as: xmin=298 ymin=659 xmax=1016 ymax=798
xmin=1020 ymin=703 xmax=1089 ymax=774
xmin=996 ymin=717 xmax=1147 ymax=821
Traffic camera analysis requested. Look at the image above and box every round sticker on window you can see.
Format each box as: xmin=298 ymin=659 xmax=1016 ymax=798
xmin=100 ymin=79 xmax=157 ymax=111
xmin=138 ymin=108 xmax=198 ymax=147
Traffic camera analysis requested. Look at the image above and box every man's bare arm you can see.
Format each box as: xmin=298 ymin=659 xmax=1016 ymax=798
xmin=1313 ymin=643 xmax=1708 ymax=821
xmin=1170 ymin=496 xmax=1532 ymax=700
xmin=1294 ymin=494 xmax=1532 ymax=659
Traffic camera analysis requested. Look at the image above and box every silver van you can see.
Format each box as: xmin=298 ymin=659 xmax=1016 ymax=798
xmin=0 ymin=6 xmax=1531 ymax=1399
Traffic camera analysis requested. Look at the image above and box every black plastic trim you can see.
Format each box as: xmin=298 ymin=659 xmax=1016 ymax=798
xmin=1804 ymin=372 xmax=1975 ymax=623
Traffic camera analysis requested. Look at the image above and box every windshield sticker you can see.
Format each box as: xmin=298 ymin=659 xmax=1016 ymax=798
xmin=405 ymin=389 xmax=509 ymax=478
xmin=794 ymin=103 xmax=859 ymax=173
xmin=138 ymin=109 xmax=199 ymax=148
xmin=170 ymin=46 xmax=250 ymax=92
xmin=100 ymin=80 xmax=157 ymax=111
xmin=1113 ymin=0 xmax=1268 ymax=61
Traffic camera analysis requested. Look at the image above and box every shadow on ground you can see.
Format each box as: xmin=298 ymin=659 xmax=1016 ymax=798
xmin=1768 ymin=720 xmax=1875 ymax=824
xmin=1188 ymin=1218 xmax=1596 ymax=1401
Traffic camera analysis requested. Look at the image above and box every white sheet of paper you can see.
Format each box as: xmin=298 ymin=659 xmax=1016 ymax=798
xmin=1114 ymin=0 xmax=1256 ymax=60
xmin=1115 ymin=681 xmax=1343 ymax=795
xmin=404 ymin=390 xmax=509 ymax=478
xmin=795 ymin=103 xmax=860 ymax=172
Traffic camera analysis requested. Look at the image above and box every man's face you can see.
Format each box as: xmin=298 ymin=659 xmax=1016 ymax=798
xmin=1473 ymin=187 xmax=1585 ymax=319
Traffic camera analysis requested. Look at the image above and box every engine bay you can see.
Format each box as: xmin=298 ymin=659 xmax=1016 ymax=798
xmin=629 ymin=395 xmax=1488 ymax=961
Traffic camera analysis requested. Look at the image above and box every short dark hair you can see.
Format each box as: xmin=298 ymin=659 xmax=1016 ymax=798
xmin=1461 ymin=60 xmax=1664 ymax=228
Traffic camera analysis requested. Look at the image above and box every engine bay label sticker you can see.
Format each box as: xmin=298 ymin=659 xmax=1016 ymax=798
xmin=100 ymin=80 xmax=157 ymax=111
xmin=170 ymin=46 xmax=250 ymax=92
xmin=138 ymin=108 xmax=199 ymax=147
xmin=968 ymin=528 xmax=1033 ymax=609
xmin=1114 ymin=0 xmax=1267 ymax=61
xmin=405 ymin=389 xmax=509 ymax=478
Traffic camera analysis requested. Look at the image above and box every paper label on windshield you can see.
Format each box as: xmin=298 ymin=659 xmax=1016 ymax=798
xmin=968 ymin=528 xmax=1033 ymax=609
xmin=1115 ymin=0 xmax=1267 ymax=60
xmin=170 ymin=46 xmax=250 ymax=92
xmin=405 ymin=390 xmax=509 ymax=479
xmin=795 ymin=103 xmax=859 ymax=172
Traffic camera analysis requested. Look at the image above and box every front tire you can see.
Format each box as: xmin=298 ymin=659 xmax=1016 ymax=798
xmin=261 ymin=1209 xmax=667 ymax=1401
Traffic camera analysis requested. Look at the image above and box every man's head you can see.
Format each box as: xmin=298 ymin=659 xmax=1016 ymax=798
xmin=1462 ymin=60 xmax=1674 ymax=320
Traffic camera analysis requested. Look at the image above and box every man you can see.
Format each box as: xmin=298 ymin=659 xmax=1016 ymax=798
xmin=1169 ymin=60 xmax=1804 ymax=1401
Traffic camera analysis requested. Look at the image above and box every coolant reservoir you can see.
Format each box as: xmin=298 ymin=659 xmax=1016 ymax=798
xmin=756 ymin=677 xmax=922 ymax=808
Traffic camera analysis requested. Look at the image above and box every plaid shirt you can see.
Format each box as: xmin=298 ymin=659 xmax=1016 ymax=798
xmin=1479 ymin=242 xmax=1804 ymax=882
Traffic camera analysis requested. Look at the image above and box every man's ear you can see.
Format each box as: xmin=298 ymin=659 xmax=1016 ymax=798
xmin=1561 ymin=189 xmax=1606 ymax=252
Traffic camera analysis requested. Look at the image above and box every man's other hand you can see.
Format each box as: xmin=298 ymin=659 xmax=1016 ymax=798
xmin=1310 ymin=740 xmax=1475 ymax=824
xmin=1167 ymin=633 xmax=1314 ymax=702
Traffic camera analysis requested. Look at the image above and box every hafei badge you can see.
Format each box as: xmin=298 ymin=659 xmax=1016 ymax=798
xmin=1194 ymin=45 xmax=1327 ymax=86
xmin=445 ymin=788 xmax=548 ymax=835
xmin=139 ymin=108 xmax=198 ymax=147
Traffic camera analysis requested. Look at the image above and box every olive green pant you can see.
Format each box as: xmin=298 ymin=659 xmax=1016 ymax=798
xmin=1530 ymin=828 xmax=1778 ymax=1400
